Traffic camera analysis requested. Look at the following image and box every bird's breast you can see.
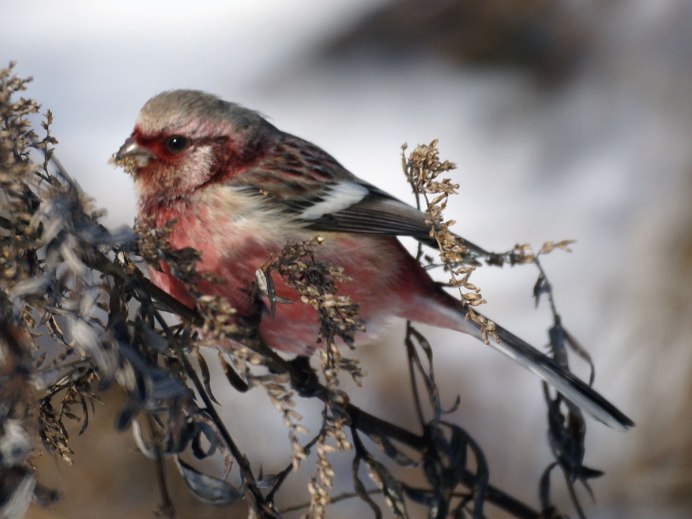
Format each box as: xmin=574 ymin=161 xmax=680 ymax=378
xmin=138 ymin=184 xmax=421 ymax=353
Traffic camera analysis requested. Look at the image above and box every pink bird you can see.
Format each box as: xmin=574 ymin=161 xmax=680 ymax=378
xmin=114 ymin=90 xmax=632 ymax=430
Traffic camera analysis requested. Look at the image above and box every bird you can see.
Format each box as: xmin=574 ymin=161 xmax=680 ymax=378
xmin=113 ymin=89 xmax=633 ymax=430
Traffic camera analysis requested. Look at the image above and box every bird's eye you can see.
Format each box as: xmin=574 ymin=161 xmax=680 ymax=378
xmin=165 ymin=135 xmax=189 ymax=153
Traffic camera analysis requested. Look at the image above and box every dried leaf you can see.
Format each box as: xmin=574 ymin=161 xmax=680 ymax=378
xmin=175 ymin=457 xmax=243 ymax=506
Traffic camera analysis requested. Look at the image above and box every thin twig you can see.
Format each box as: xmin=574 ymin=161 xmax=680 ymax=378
xmin=147 ymin=414 xmax=177 ymax=519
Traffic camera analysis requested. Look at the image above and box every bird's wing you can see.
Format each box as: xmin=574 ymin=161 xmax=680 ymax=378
xmin=231 ymin=133 xmax=488 ymax=256
xmin=296 ymin=183 xmax=488 ymax=256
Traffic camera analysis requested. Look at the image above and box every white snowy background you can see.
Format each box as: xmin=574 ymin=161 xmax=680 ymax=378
xmin=2 ymin=1 xmax=690 ymax=518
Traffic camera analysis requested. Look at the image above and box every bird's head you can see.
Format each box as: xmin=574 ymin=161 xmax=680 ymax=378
xmin=113 ymin=90 xmax=269 ymax=203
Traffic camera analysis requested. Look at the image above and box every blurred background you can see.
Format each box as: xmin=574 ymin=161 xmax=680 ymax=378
xmin=2 ymin=0 xmax=691 ymax=517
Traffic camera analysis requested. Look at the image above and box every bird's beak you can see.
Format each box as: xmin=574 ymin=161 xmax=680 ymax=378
xmin=111 ymin=136 xmax=154 ymax=173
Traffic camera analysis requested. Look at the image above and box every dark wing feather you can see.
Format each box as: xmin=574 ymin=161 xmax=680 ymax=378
xmin=303 ymin=186 xmax=489 ymax=257
xmin=301 ymin=190 xmax=428 ymax=236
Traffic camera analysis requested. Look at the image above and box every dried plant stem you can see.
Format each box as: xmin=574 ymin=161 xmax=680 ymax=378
xmin=147 ymin=414 xmax=177 ymax=519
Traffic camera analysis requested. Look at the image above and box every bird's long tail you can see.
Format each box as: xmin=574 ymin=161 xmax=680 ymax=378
xmin=481 ymin=317 xmax=632 ymax=430
xmin=410 ymin=290 xmax=634 ymax=431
